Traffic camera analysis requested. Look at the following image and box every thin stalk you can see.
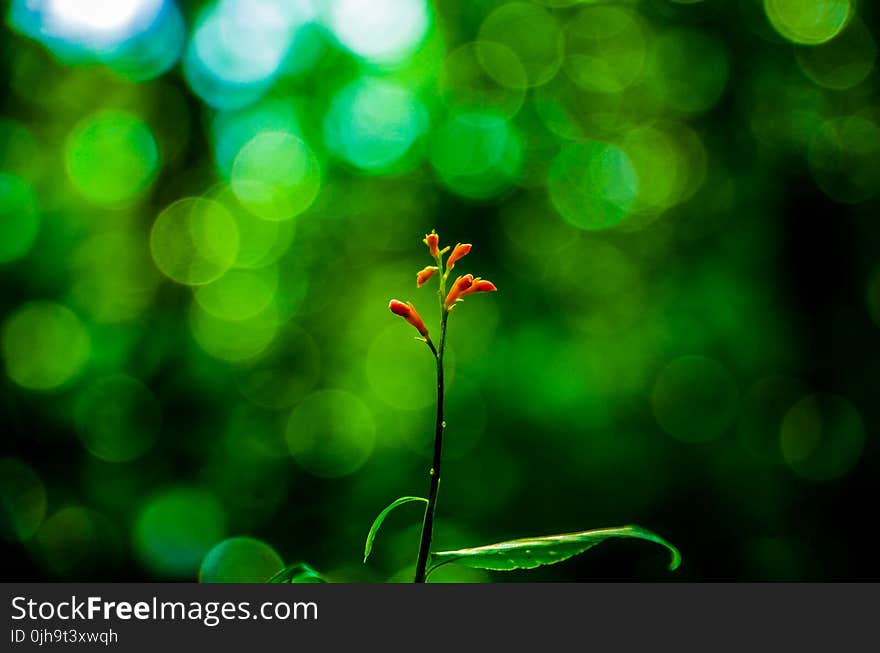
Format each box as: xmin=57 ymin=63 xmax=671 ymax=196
xmin=414 ymin=259 xmax=449 ymax=583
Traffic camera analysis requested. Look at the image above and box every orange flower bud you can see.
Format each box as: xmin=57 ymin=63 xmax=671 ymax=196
xmin=460 ymin=277 xmax=498 ymax=297
xmin=423 ymin=231 xmax=439 ymax=257
xmin=416 ymin=266 xmax=438 ymax=287
xmin=445 ymin=276 xmax=498 ymax=309
xmin=446 ymin=243 xmax=472 ymax=270
xmin=444 ymin=274 xmax=474 ymax=308
xmin=389 ymin=299 xmax=430 ymax=338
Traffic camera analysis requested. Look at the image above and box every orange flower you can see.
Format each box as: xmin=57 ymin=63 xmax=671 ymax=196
xmin=389 ymin=299 xmax=430 ymax=338
xmin=423 ymin=231 xmax=439 ymax=257
xmin=444 ymin=274 xmax=474 ymax=308
xmin=446 ymin=243 xmax=471 ymax=270
xmin=417 ymin=266 xmax=438 ymax=287
xmin=460 ymin=278 xmax=497 ymax=297
xmin=445 ymin=275 xmax=498 ymax=308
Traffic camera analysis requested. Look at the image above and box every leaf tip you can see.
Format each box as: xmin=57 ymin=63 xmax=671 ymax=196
xmin=667 ymin=545 xmax=682 ymax=571
xmin=363 ymin=496 xmax=428 ymax=569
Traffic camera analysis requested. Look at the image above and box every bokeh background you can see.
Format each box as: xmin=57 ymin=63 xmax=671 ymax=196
xmin=1 ymin=0 xmax=879 ymax=582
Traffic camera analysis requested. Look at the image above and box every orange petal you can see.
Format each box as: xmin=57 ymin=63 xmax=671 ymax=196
xmin=444 ymin=274 xmax=474 ymax=308
xmin=461 ymin=278 xmax=497 ymax=295
xmin=446 ymin=243 xmax=472 ymax=270
xmin=389 ymin=299 xmax=429 ymax=338
xmin=423 ymin=231 xmax=440 ymax=257
xmin=416 ymin=266 xmax=438 ymax=287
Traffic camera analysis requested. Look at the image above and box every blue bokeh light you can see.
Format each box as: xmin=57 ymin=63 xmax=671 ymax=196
xmin=8 ymin=0 xmax=184 ymax=81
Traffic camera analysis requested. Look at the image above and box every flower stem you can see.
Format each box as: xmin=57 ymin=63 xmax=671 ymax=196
xmin=413 ymin=263 xmax=449 ymax=583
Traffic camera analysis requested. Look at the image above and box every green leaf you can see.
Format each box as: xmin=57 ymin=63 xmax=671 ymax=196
xmin=364 ymin=496 xmax=428 ymax=563
xmin=427 ymin=525 xmax=681 ymax=576
xmin=268 ymin=562 xmax=327 ymax=583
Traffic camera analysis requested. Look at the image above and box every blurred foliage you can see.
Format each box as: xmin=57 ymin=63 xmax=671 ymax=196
xmin=1 ymin=0 xmax=879 ymax=582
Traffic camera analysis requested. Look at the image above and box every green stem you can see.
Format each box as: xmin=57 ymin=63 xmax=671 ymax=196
xmin=414 ymin=258 xmax=449 ymax=583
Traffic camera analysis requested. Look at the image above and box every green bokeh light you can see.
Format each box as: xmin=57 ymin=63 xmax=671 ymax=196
xmin=234 ymin=323 xmax=321 ymax=409
xmin=652 ymin=355 xmax=739 ymax=443
xmin=479 ymin=2 xmax=563 ymax=88
xmin=441 ymin=42 xmax=526 ymax=117
xmin=500 ymin=192 xmax=577 ymax=274
xmin=150 ymin=197 xmax=240 ymax=286
xmin=622 ymin=122 xmax=706 ymax=221
xmin=648 ymin=29 xmax=729 ymax=114
xmin=563 ymin=5 xmax=647 ymax=94
xmin=795 ymin=17 xmax=876 ymax=90
xmin=548 ymin=141 xmax=638 ymax=231
xmin=781 ymin=393 xmax=865 ymax=481
xmin=65 ymin=110 xmax=159 ymax=206
xmin=429 ymin=110 xmax=522 ymax=199
xmin=33 ymin=506 xmax=120 ymax=578
xmin=230 ymin=131 xmax=321 ymax=221
xmin=286 ymin=390 xmax=376 ymax=478
xmin=199 ymin=536 xmax=284 ymax=583
xmin=0 ymin=458 xmax=47 ymax=542
xmin=324 ymin=78 xmax=427 ymax=173
xmin=134 ymin=488 xmax=226 ymax=578
xmin=189 ymin=299 xmax=280 ymax=362
xmin=2 ymin=301 xmax=90 ymax=391
xmin=745 ymin=64 xmax=829 ymax=149
xmin=74 ymin=375 xmax=161 ymax=463
xmin=367 ymin=324 xmax=436 ymax=410
xmin=212 ymin=97 xmax=302 ymax=178
xmin=738 ymin=376 xmax=807 ymax=464
xmin=764 ymin=0 xmax=851 ymax=45
xmin=195 ymin=266 xmax=279 ymax=321
xmin=0 ymin=172 xmax=40 ymax=263
xmin=70 ymin=229 xmax=160 ymax=323
xmin=554 ymin=239 xmax=644 ymax=337
xmin=208 ymin=185 xmax=296 ymax=270
xmin=808 ymin=115 xmax=880 ymax=203
xmin=221 ymin=403 xmax=289 ymax=461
